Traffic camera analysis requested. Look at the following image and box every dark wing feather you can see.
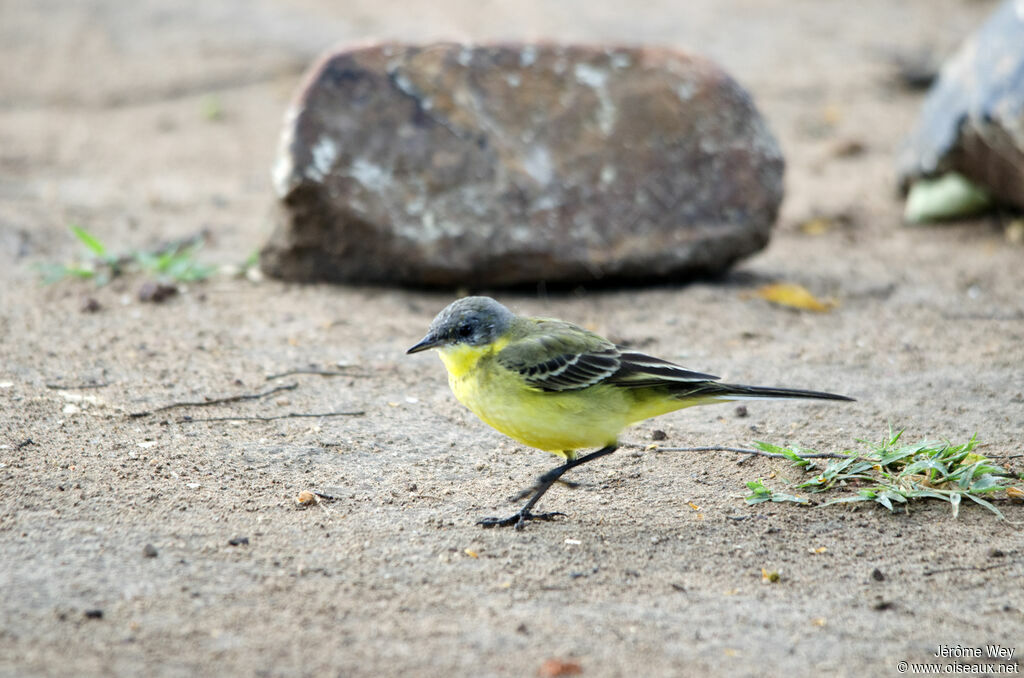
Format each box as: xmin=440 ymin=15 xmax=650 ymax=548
xmin=533 ymin=350 xmax=621 ymax=390
xmin=606 ymin=351 xmax=718 ymax=387
xmin=496 ymin=320 xmax=622 ymax=392
xmin=497 ymin=320 xmax=718 ymax=393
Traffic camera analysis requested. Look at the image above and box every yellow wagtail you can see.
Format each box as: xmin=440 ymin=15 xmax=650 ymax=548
xmin=407 ymin=296 xmax=853 ymax=529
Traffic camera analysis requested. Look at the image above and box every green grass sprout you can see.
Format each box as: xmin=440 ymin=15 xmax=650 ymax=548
xmin=134 ymin=238 xmax=215 ymax=282
xmin=200 ymin=94 xmax=224 ymax=121
xmin=745 ymin=478 xmax=809 ymax=505
xmin=753 ymin=441 xmax=818 ymax=469
xmin=40 ymin=225 xmax=216 ymax=286
xmin=746 ymin=431 xmax=1021 ymax=521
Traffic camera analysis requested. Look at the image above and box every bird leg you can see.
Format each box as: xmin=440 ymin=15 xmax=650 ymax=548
xmin=511 ymin=478 xmax=579 ymax=502
xmin=477 ymin=445 xmax=619 ymax=530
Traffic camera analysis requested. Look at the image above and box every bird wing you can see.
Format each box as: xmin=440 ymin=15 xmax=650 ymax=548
xmin=496 ymin=320 xmax=620 ymax=392
xmin=607 ymin=351 xmax=719 ymax=387
xmin=496 ymin=319 xmax=717 ymax=392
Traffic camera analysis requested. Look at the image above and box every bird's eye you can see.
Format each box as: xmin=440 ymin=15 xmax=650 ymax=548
xmin=456 ymin=323 xmax=473 ymax=339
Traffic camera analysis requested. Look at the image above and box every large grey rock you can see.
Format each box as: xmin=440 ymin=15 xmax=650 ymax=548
xmin=899 ymin=0 xmax=1024 ymax=210
xmin=261 ymin=43 xmax=784 ymax=287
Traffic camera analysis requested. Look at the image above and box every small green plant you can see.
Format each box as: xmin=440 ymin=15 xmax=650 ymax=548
xmin=37 ymin=224 xmax=123 ymax=284
xmin=745 ymin=478 xmax=808 ymax=505
xmin=745 ymin=431 xmax=1021 ymax=520
xmin=134 ymin=239 xmax=215 ymax=282
xmin=39 ymin=224 xmax=215 ymax=285
xmin=200 ymin=94 xmax=224 ymax=121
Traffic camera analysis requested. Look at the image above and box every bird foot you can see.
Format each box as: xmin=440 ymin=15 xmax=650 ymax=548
xmin=477 ymin=510 xmax=566 ymax=530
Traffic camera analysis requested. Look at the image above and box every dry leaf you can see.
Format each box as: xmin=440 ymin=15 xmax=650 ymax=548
xmin=1007 ymin=487 xmax=1024 ymax=502
xmin=809 ymin=546 xmax=828 ymax=554
xmin=822 ymin=103 xmax=842 ymax=125
xmin=755 ymin=283 xmax=834 ymax=312
xmin=761 ymin=568 xmax=780 ymax=583
xmin=688 ymin=502 xmax=700 ymax=511
xmin=464 ymin=549 xmax=479 ymax=558
xmin=296 ymin=491 xmax=316 ymax=506
xmin=1006 ymin=219 xmax=1024 ymax=245
xmin=799 ymin=217 xmax=834 ymax=235
xmin=812 ymin=617 xmax=827 ymax=627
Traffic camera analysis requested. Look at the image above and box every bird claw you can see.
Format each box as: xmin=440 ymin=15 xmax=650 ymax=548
xmin=477 ymin=510 xmax=567 ymax=530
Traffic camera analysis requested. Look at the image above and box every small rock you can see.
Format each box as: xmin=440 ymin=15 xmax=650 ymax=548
xmin=538 ymin=659 xmax=583 ymax=677
xmin=988 ymin=548 xmax=1005 ymax=558
xmin=83 ymin=609 xmax=104 ymax=619
xmin=80 ymin=297 xmax=101 ymax=313
xmin=871 ymin=567 xmax=885 ymax=581
xmin=899 ymin=0 xmax=1024 ymax=210
xmin=138 ymin=282 xmax=178 ymax=303
xmin=734 ymin=405 xmax=748 ymax=418
xmin=651 ymin=429 xmax=667 ymax=441
xmin=228 ymin=536 xmax=249 ymax=546
xmin=263 ymin=42 xmax=784 ymax=287
xmin=887 ymin=48 xmax=940 ymax=91
xmin=296 ymin=491 xmax=316 ymax=506
xmin=830 ymin=138 xmax=866 ymax=158
xmin=142 ymin=543 xmax=158 ymax=558
xmin=873 ymin=599 xmax=894 ymax=611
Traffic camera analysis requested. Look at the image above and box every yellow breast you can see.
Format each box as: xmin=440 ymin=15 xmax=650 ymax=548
xmin=436 ymin=342 xmax=634 ymax=456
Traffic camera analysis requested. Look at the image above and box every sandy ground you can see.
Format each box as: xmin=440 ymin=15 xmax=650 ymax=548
xmin=2 ymin=1 xmax=1023 ymax=676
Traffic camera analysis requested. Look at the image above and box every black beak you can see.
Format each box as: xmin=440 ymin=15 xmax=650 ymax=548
xmin=406 ymin=333 xmax=440 ymax=354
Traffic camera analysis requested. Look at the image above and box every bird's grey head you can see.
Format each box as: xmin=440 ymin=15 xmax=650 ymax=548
xmin=407 ymin=296 xmax=515 ymax=354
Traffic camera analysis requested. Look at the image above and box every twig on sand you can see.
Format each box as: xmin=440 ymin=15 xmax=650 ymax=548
xmin=923 ymin=562 xmax=1016 ymax=577
xmin=128 ymin=383 xmax=298 ymax=418
xmin=45 ymin=381 xmax=109 ymax=390
xmin=177 ymin=410 xmax=364 ymax=423
xmin=265 ymin=368 xmax=366 ymax=380
xmin=624 ymin=442 xmax=851 ymax=465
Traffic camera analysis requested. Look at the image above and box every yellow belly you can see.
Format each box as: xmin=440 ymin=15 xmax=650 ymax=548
xmin=437 ymin=343 xmax=696 ymax=457
xmin=454 ymin=372 xmax=626 ymax=453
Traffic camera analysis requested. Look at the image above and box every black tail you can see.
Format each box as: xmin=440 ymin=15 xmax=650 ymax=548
xmin=672 ymin=382 xmax=854 ymax=402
